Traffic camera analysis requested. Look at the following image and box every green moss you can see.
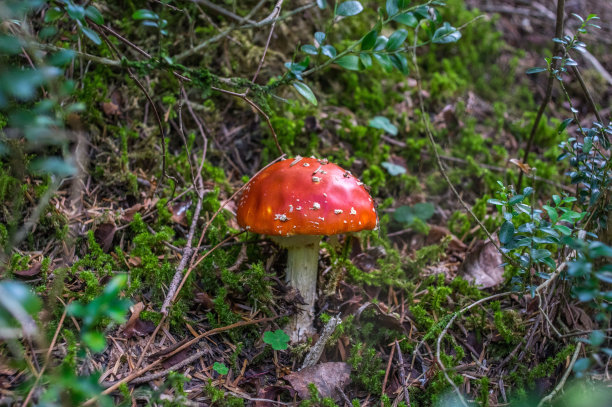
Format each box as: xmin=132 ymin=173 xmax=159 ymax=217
xmin=348 ymin=342 xmax=386 ymax=395
xmin=203 ymin=379 xmax=244 ymax=407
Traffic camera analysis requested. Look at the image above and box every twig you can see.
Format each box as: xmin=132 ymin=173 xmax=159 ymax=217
xmin=436 ymin=292 xmax=513 ymax=407
xmin=86 ymin=316 xmax=279 ymax=403
xmin=301 ymin=315 xmax=341 ymax=369
xmin=20 ymin=301 xmax=70 ymax=406
xmin=192 ymin=0 xmax=256 ymax=24
xmin=210 ymin=86 xmax=283 ymax=155
xmin=395 ymin=340 xmax=411 ymax=406
xmin=381 ymin=342 xmax=396 ymax=406
xmin=536 ymin=342 xmax=582 ymax=407
xmin=409 ymin=25 xmax=519 ymax=269
xmin=517 ymin=0 xmax=566 ymax=189
xmin=250 ymin=0 xmax=284 ymax=86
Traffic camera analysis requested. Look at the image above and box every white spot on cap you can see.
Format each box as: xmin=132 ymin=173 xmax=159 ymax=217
xmin=296 ymin=206 xmax=302 ymax=211
xmin=312 ymin=176 xmax=321 ymax=182
xmin=290 ymin=156 xmax=303 ymax=167
xmin=275 ymin=214 xmax=289 ymax=222
xmin=303 ymin=163 xmax=310 ymax=167
xmin=318 ymin=217 xmax=325 ymax=221
xmin=289 ymin=205 xmax=294 ymax=213
xmin=312 ymin=202 xmax=320 ymax=210
xmin=350 ymin=207 xmax=357 ymax=215
xmin=334 ymin=209 xmax=343 ymax=214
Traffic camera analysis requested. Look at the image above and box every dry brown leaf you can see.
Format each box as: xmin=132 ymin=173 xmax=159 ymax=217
xmin=458 ymin=240 xmax=504 ymax=288
xmin=102 ymin=101 xmax=120 ymax=117
xmin=509 ymin=158 xmax=532 ymax=175
xmin=169 ymin=201 xmax=191 ymax=225
xmin=121 ymin=302 xmax=155 ymax=338
xmin=94 ymin=222 xmax=117 ymax=253
xmin=14 ymin=261 xmax=42 ymax=278
xmin=122 ymin=203 xmax=144 ymax=222
xmin=285 ymin=362 xmax=351 ymax=400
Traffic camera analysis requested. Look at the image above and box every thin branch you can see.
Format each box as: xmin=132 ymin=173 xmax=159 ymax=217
xmin=21 ymin=301 xmax=70 ymax=407
xmin=436 ymin=292 xmax=513 ymax=407
xmin=536 ymin=342 xmax=582 ymax=407
xmin=211 ymin=86 xmax=283 ymax=155
xmin=250 ymin=0 xmax=284 ymax=86
xmin=409 ymin=26 xmax=519 ymax=269
xmin=518 ymin=0 xmax=566 ymax=189
xmin=191 ymin=0 xmax=256 ymax=24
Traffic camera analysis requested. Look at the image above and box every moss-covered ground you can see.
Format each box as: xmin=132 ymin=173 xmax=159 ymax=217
xmin=1 ymin=0 xmax=611 ymax=406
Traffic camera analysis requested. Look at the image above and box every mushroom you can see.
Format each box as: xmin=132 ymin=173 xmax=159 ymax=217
xmin=236 ymin=156 xmax=377 ymax=342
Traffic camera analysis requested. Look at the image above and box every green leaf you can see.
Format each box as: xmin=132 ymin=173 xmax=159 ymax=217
xmin=0 ymin=281 xmax=42 ymax=319
xmin=499 ymin=221 xmax=515 ymax=244
xmin=48 ymin=50 xmax=76 ymax=67
xmin=386 ymin=0 xmax=398 ymax=17
xmin=394 ymin=203 xmax=434 ymax=225
xmin=314 ymin=31 xmax=326 ymax=45
xmin=583 ymin=136 xmax=592 ymax=153
xmin=557 ymin=118 xmax=573 ymax=133
xmin=487 ymin=199 xmax=505 ymax=206
xmin=432 ymin=22 xmax=461 ymax=44
xmin=263 ymin=329 xmax=290 ymax=350
xmin=82 ymin=331 xmax=106 ymax=353
xmin=531 ymin=249 xmax=551 ymax=261
xmin=85 ymin=6 xmax=104 ymax=25
xmin=373 ymin=53 xmax=393 ymax=72
xmin=381 ymin=162 xmax=406 ymax=176
xmin=293 ymin=82 xmax=317 ymax=106
xmin=359 ymin=53 xmax=372 ymax=69
xmin=132 ymin=9 xmax=158 ymax=20
xmin=44 ymin=7 xmax=64 ymax=23
xmin=543 ymin=205 xmax=558 ymax=223
xmin=335 ymin=55 xmax=360 ymax=71
xmin=394 ymin=12 xmax=418 ymax=27
xmin=588 ymin=242 xmax=612 ymax=258
xmin=0 ymin=35 xmax=22 ymax=55
xmin=361 ymin=29 xmax=378 ymax=51
xmin=386 ymin=29 xmax=408 ymax=51
xmin=80 ymin=26 xmax=101 ymax=45
xmin=301 ymin=44 xmax=318 ymax=55
xmin=390 ymin=53 xmax=409 ymax=74
xmin=526 ymin=67 xmax=547 ymax=74
xmin=368 ymin=116 xmax=398 ymax=135
xmin=508 ymin=194 xmax=525 ymax=205
xmin=213 ymin=362 xmax=229 ymax=375
xmin=29 ymin=157 xmax=77 ymax=177
xmin=588 ymin=330 xmax=605 ymax=347
xmin=321 ymin=45 xmax=337 ymax=58
xmin=573 ymin=358 xmax=590 ymax=373
xmin=412 ymin=203 xmax=435 ymax=220
xmin=66 ymin=3 xmax=85 ymax=21
xmin=336 ymin=1 xmax=363 ymax=17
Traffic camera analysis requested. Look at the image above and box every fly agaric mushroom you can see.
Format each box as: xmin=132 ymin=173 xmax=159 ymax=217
xmin=236 ymin=156 xmax=377 ymax=342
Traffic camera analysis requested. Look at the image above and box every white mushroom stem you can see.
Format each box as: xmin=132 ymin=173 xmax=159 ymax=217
xmin=272 ymin=235 xmax=321 ymax=342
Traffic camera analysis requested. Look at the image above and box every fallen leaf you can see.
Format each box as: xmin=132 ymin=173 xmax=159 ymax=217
xmin=458 ymin=240 xmax=504 ymax=288
xmin=102 ymin=101 xmax=120 ymax=117
xmin=14 ymin=262 xmax=42 ymax=278
xmin=355 ymin=302 xmax=405 ymax=332
xmin=121 ymin=302 xmax=155 ymax=338
xmin=122 ymin=203 xmax=144 ymax=222
xmin=94 ymin=222 xmax=117 ymax=252
xmin=169 ymin=201 xmax=191 ymax=225
xmin=285 ymin=362 xmax=351 ymax=400
xmin=509 ymin=158 xmax=532 ymax=175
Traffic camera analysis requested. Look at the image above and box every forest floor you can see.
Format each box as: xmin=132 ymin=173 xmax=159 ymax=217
xmin=1 ymin=0 xmax=611 ymax=406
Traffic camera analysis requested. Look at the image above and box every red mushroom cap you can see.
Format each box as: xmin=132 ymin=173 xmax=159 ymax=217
xmin=236 ymin=157 xmax=377 ymax=236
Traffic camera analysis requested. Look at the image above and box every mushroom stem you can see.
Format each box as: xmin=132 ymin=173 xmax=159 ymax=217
xmin=272 ymin=235 xmax=321 ymax=342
